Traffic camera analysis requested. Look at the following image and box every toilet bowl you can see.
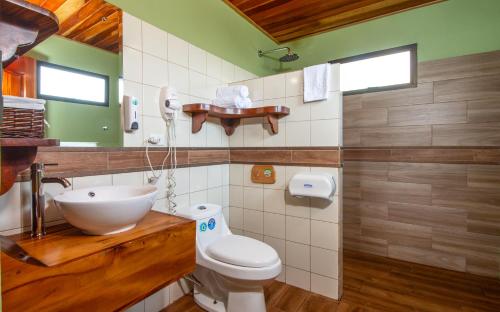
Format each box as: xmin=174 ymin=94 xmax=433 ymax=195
xmin=176 ymin=203 xmax=282 ymax=312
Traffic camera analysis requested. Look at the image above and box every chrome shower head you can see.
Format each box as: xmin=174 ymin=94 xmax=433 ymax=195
xmin=258 ymin=47 xmax=299 ymax=62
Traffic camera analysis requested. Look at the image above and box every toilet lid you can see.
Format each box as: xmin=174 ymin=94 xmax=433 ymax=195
xmin=206 ymin=235 xmax=279 ymax=268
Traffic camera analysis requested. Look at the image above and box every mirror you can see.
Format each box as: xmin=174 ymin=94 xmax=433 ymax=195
xmin=1 ymin=0 xmax=122 ymax=147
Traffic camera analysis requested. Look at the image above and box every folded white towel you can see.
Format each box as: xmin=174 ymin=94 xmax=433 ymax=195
xmin=212 ymin=96 xmax=252 ymax=109
xmin=303 ymin=64 xmax=331 ymax=102
xmin=216 ymin=85 xmax=250 ymax=99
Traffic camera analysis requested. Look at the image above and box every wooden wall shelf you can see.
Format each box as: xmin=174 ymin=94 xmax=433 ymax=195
xmin=1 ymin=138 xmax=60 ymax=195
xmin=183 ymin=103 xmax=290 ymax=136
xmin=0 ymin=0 xmax=59 ymax=66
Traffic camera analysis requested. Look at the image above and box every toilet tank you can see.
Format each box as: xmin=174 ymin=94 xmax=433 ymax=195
xmin=176 ymin=203 xmax=229 ymax=249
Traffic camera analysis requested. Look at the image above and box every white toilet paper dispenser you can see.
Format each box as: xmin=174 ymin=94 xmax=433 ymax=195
xmin=288 ymin=172 xmax=336 ymax=200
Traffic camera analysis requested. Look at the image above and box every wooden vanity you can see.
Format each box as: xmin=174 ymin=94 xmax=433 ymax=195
xmin=1 ymin=212 xmax=196 ymax=312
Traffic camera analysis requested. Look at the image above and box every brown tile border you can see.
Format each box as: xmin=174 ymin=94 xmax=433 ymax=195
xmin=230 ymin=148 xmax=342 ymax=167
xmin=343 ymin=147 xmax=500 ymax=164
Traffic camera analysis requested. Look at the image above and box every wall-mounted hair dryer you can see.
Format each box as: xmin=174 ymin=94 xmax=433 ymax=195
xmin=159 ymin=86 xmax=181 ymax=121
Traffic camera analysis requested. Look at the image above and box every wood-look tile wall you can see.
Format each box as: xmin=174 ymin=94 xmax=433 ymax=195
xmin=343 ymin=50 xmax=500 ymax=279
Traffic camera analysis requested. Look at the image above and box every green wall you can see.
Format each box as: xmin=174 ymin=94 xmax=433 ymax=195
xmin=28 ymin=36 xmax=122 ymax=147
xmin=109 ymin=0 xmax=500 ymax=76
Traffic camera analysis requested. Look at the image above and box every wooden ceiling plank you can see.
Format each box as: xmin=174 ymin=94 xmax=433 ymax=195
xmin=58 ymin=0 xmax=105 ymax=36
xmin=71 ymin=11 xmax=119 ymax=44
xmin=53 ymin=0 xmax=86 ymax=24
xmin=63 ymin=4 xmax=117 ymax=39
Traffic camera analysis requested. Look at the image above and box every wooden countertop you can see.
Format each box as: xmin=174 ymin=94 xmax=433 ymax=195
xmin=2 ymin=211 xmax=196 ymax=312
xmin=11 ymin=211 xmax=190 ymax=267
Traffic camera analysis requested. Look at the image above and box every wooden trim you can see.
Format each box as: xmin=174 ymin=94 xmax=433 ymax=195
xmin=230 ymin=148 xmax=342 ymax=167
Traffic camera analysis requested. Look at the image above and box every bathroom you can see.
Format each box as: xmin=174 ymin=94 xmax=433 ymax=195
xmin=0 ymin=0 xmax=499 ymax=311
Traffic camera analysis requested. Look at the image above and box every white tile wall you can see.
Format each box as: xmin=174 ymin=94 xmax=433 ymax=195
xmin=122 ymin=12 xmax=257 ymax=148
xmin=229 ymin=65 xmax=342 ymax=148
xmin=229 ymin=165 xmax=342 ymax=299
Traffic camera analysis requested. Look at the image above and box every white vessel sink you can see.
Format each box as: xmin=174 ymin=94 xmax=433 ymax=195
xmin=54 ymin=185 xmax=158 ymax=235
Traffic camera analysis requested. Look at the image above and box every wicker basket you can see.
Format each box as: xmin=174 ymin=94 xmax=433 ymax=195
xmin=1 ymin=96 xmax=45 ymax=138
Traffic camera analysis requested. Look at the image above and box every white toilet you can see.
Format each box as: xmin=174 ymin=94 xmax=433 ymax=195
xmin=176 ymin=203 xmax=281 ymax=312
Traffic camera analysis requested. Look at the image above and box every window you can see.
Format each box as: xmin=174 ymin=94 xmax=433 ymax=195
xmin=37 ymin=61 xmax=109 ymax=106
xmin=331 ymin=44 xmax=417 ymax=95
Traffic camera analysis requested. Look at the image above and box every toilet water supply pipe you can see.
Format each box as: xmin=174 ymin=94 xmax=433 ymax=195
xmin=145 ymin=117 xmax=177 ymax=215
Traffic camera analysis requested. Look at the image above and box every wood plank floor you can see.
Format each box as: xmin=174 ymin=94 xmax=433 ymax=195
xmin=164 ymin=250 xmax=500 ymax=312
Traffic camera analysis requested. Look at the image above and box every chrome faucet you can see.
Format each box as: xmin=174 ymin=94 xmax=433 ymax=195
xmin=31 ymin=163 xmax=71 ymax=238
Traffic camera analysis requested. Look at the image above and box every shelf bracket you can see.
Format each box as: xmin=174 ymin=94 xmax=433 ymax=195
xmin=191 ymin=112 xmax=208 ymax=133
xmin=266 ymin=115 xmax=279 ymax=134
xmin=221 ymin=118 xmax=241 ymax=136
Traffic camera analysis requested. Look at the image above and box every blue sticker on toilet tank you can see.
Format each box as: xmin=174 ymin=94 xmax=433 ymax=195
xmin=304 ymin=183 xmax=313 ymax=188
xmin=200 ymin=222 xmax=207 ymax=232
xmin=208 ymin=218 xmax=216 ymax=230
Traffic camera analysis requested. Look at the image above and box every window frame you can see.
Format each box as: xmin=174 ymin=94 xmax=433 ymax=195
xmin=329 ymin=43 xmax=417 ymax=95
xmin=36 ymin=61 xmax=110 ymax=107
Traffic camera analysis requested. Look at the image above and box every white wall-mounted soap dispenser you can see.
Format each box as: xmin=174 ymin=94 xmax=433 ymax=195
xmin=123 ymin=95 xmax=139 ymax=132
xmin=288 ymin=172 xmax=336 ymax=200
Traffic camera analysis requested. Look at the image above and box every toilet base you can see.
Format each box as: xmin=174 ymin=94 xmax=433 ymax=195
xmin=194 ymin=286 xmax=226 ymax=312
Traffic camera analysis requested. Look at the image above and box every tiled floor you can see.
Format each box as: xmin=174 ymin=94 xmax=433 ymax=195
xmin=164 ymin=250 xmax=500 ymax=312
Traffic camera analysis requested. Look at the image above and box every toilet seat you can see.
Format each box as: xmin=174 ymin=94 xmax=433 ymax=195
xmin=207 ymin=235 xmax=278 ymax=268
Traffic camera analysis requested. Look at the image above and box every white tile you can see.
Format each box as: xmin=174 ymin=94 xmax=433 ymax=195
xmin=285 ymin=121 xmax=310 ymax=146
xmin=229 ymin=164 xmax=244 ymax=186
xmin=311 ymin=220 xmax=339 ymax=250
xmin=243 ymin=164 xmax=264 ymax=188
xmin=207 ymin=165 xmax=223 ymax=188
xmin=286 ymin=266 xmax=310 ymax=291
xmin=263 ymin=166 xmax=285 ymax=190
xmin=142 ymin=85 xmax=161 ymax=117
xmin=145 ymin=286 xmax=169 ymax=312
xmin=0 ymin=183 xmax=22 ymax=232
xmin=222 ymin=165 xmax=230 ymax=186
xmin=229 ymin=206 xmax=243 ymax=229
xmin=168 ymin=62 xmax=189 ymax=94
xmin=285 ymin=96 xmax=310 ymax=122
xmin=231 ymin=227 xmax=244 ymax=235
xmin=73 ymin=175 xmax=112 ymax=189
xmin=276 ymin=270 xmax=286 ymax=283
xmin=190 ymin=190 xmax=207 ymax=206
xmin=244 ymin=231 xmax=263 ymax=241
xmin=142 ymin=21 xmax=167 ymax=60
xmin=286 ymin=241 xmax=310 ymax=271
xmin=286 ymin=70 xmax=303 ymax=97
xmin=176 ymin=194 xmax=190 ymax=210
xmin=243 ymin=209 xmax=263 ymax=234
xmin=264 ymin=236 xmax=286 ymax=264
xmin=189 ymin=44 xmax=207 ymax=74
xmin=229 ymin=124 xmax=244 ymax=147
xmin=222 ymin=185 xmax=230 ymax=207
xmin=243 ymin=118 xmax=264 ymax=147
xmin=126 ymin=300 xmax=145 ymax=312
xmin=169 ymin=280 xmax=190 ymax=303
xmin=168 ymin=34 xmax=189 ymax=67
xmin=263 ymin=212 xmax=286 ymax=239
xmin=235 ymin=66 xmax=256 ymax=82
xmin=263 ymin=74 xmax=286 ymax=100
xmin=190 ymin=126 xmax=207 ymax=147
xmin=153 ymin=198 xmax=167 ymax=213
xmin=330 ymin=63 xmax=340 ymax=92
xmin=174 ymin=167 xmax=190 ymax=195
xmin=221 ymin=60 xmax=235 ymax=83
xmin=143 ymin=54 xmax=168 ymax=88
xmin=263 ymin=189 xmax=286 ymax=214
xmin=229 ymin=185 xmax=243 ymax=207
xmin=311 ymin=247 xmax=339 ymax=278
xmin=143 ymin=116 xmax=166 ymax=143
xmin=207 ymin=187 xmax=223 ymax=206
xmin=189 ymin=166 xmax=208 ymax=192
xmin=286 ymin=216 xmax=310 ymax=245
xmin=123 ymin=47 xmax=142 ymax=83
xmin=310 ymin=196 xmax=339 ymax=223
xmin=243 ymin=187 xmax=263 ymax=211
xmin=206 ymin=120 xmax=222 ymax=147
xmin=285 ymin=191 xmax=310 ymax=218
xmin=311 ymin=274 xmax=339 ymax=299
xmin=310 ymin=120 xmax=339 ymax=149
xmin=189 ymin=70 xmax=206 ymax=99
xmin=122 ymin=13 xmax=142 ymax=50
xmin=175 ymin=119 xmax=190 ymax=147
xmin=222 ymin=206 xmax=230 ymax=224
xmin=205 ymin=76 xmax=222 ymax=99
xmin=310 ymin=91 xmax=341 ymax=120
xmin=113 ymin=172 xmax=144 ymax=186
xmin=207 ymin=53 xmax=223 ymax=80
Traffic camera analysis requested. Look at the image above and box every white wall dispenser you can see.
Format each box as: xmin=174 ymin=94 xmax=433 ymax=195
xmin=288 ymin=172 xmax=336 ymax=200
xmin=123 ymin=95 xmax=139 ymax=132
